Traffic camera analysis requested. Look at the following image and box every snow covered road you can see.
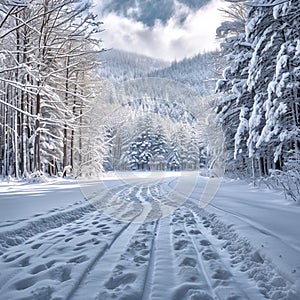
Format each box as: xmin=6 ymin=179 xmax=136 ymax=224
xmin=0 ymin=174 xmax=299 ymax=299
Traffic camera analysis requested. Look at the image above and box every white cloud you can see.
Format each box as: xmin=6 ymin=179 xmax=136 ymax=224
xmin=98 ymin=0 xmax=226 ymax=61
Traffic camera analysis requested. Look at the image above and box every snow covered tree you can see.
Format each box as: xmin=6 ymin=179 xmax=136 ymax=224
xmin=0 ymin=0 xmax=104 ymax=178
xmin=126 ymin=114 xmax=168 ymax=171
xmin=217 ymin=0 xmax=300 ymax=189
xmin=215 ymin=0 xmax=252 ymax=176
xmin=166 ymin=142 xmax=181 ymax=171
xmin=150 ymin=123 xmax=168 ymax=170
xmin=249 ymin=1 xmax=300 ymax=171
xmin=240 ymin=0 xmax=300 ymax=178
xmin=186 ymin=129 xmax=200 ymax=170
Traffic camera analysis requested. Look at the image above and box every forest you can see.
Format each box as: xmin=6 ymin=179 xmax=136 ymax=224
xmin=216 ymin=0 xmax=300 ymax=200
xmin=0 ymin=0 xmax=300 ymax=200
xmin=0 ymin=0 xmax=105 ymax=179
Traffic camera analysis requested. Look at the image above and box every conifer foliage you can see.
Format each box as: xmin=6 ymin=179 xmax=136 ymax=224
xmin=216 ymin=0 xmax=300 ymax=195
xmin=109 ymin=113 xmax=202 ymax=171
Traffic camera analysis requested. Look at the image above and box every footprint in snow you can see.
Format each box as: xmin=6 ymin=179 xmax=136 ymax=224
xmin=203 ymin=221 xmax=211 ymax=228
xmin=251 ymin=250 xmax=264 ymax=264
xmin=67 ymin=255 xmax=89 ymax=264
xmin=52 ymin=234 xmax=65 ymax=239
xmin=133 ymin=255 xmax=148 ymax=265
xmin=173 ymin=230 xmax=185 ymax=236
xmin=199 ymin=239 xmax=211 ymax=246
xmin=74 ymin=228 xmax=88 ymax=235
xmin=202 ymin=249 xmax=219 ymax=261
xmin=45 ymin=260 xmax=56 ymax=268
xmin=96 ymin=224 xmax=107 ymax=229
xmin=19 ymin=256 xmax=31 ymax=267
xmin=131 ymin=240 xmax=147 ymax=251
xmin=31 ymin=286 xmax=53 ymax=300
xmin=3 ymin=252 xmax=25 ymax=263
xmin=174 ymin=240 xmax=189 ymax=251
xmin=31 ymin=243 xmax=43 ymax=250
xmin=186 ymin=219 xmax=196 ymax=225
xmin=173 ymin=283 xmax=213 ymax=300
xmin=101 ymin=230 xmax=112 ymax=235
xmin=73 ymin=246 xmax=85 ymax=252
xmin=49 ymin=264 xmax=71 ymax=282
xmin=179 ymin=257 xmax=197 ymax=267
xmin=25 ymin=240 xmax=34 ymax=245
xmin=15 ymin=276 xmax=36 ymax=290
xmin=30 ymin=264 xmax=47 ymax=275
xmin=76 ymin=238 xmax=97 ymax=247
xmin=65 ymin=237 xmax=73 ymax=242
xmin=212 ymin=268 xmax=232 ymax=280
xmin=105 ymin=273 xmax=137 ymax=290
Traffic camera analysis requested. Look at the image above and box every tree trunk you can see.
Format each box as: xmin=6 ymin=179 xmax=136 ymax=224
xmin=62 ymin=56 xmax=70 ymax=178
xmin=34 ymin=92 xmax=41 ymax=171
xmin=14 ymin=110 xmax=19 ymax=179
xmin=62 ymin=125 xmax=68 ymax=177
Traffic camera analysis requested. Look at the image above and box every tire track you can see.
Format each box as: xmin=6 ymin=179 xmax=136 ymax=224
xmin=184 ymin=208 xmax=251 ymax=300
xmin=170 ymin=208 xmax=216 ymax=300
xmin=94 ymin=221 xmax=158 ymax=300
xmin=70 ymin=185 xmax=159 ymax=300
xmin=0 ymin=183 xmax=131 ymax=251
xmin=141 ymin=218 xmax=159 ymax=300
xmin=65 ymin=219 xmax=135 ymax=300
xmin=143 ymin=215 xmax=176 ymax=300
xmin=0 ymin=211 xmax=123 ymax=298
xmin=183 ymin=216 xmax=219 ymax=300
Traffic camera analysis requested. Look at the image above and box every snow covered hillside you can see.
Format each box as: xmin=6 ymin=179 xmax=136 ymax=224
xmin=0 ymin=174 xmax=299 ymax=300
xmin=148 ymin=52 xmax=224 ymax=95
xmin=98 ymin=49 xmax=170 ymax=82
xmin=98 ymin=49 xmax=223 ymax=96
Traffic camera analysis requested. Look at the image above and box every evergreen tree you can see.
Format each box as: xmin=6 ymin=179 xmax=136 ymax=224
xmin=217 ymin=0 xmax=300 ymax=185
xmin=166 ymin=142 xmax=181 ymax=171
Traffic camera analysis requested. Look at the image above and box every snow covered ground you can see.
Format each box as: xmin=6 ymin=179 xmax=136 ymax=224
xmin=0 ymin=173 xmax=299 ymax=300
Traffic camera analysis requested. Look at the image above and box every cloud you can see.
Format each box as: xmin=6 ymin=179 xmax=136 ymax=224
xmin=97 ymin=0 xmax=226 ymax=61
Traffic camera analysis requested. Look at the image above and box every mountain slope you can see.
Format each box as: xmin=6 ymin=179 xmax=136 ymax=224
xmin=148 ymin=51 xmax=223 ymax=95
xmin=98 ymin=49 xmax=170 ymax=82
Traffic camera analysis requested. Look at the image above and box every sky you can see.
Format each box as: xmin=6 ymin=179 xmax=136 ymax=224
xmin=94 ymin=0 xmax=227 ymax=62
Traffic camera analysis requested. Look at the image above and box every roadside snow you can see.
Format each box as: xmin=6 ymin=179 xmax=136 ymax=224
xmin=205 ymin=179 xmax=300 ymax=292
xmin=0 ymin=178 xmax=82 ymax=223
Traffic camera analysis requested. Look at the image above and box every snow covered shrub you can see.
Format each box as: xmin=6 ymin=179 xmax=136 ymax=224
xmin=28 ymin=171 xmax=49 ymax=183
xmin=264 ymin=167 xmax=299 ymax=204
xmin=268 ymin=169 xmax=300 ymax=203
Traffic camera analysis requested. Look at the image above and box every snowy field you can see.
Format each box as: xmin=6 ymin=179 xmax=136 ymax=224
xmin=0 ymin=172 xmax=299 ymax=300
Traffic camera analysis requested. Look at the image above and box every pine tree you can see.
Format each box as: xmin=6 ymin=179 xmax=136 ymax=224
xmin=166 ymin=142 xmax=181 ymax=171
xmin=216 ymin=0 xmax=252 ymax=176
xmin=217 ymin=0 xmax=300 ymax=185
